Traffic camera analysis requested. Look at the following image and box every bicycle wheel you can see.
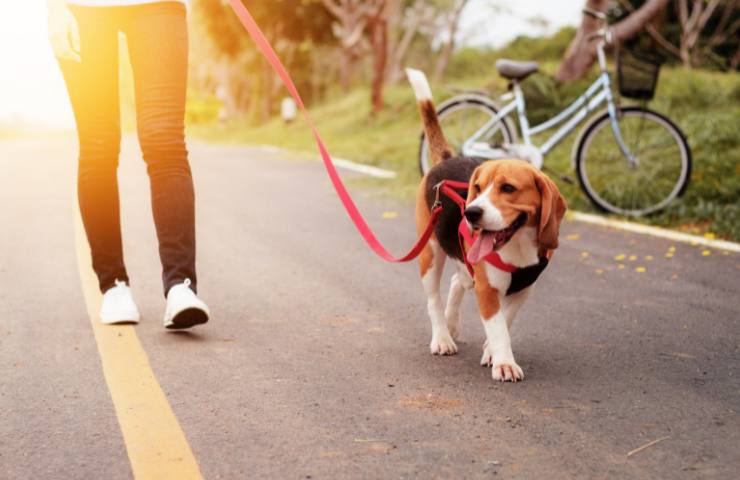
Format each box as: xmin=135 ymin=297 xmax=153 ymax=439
xmin=418 ymin=96 xmax=515 ymax=176
xmin=575 ymin=106 xmax=691 ymax=216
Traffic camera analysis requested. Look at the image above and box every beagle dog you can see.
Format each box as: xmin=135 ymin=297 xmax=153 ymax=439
xmin=406 ymin=69 xmax=567 ymax=382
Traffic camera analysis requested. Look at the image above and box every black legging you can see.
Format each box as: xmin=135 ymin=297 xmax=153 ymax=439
xmin=59 ymin=2 xmax=197 ymax=295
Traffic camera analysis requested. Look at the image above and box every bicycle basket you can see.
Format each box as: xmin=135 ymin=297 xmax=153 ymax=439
xmin=617 ymin=37 xmax=663 ymax=100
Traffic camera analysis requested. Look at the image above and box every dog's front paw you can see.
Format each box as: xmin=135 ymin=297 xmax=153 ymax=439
xmin=491 ymin=362 xmax=524 ymax=382
xmin=430 ymin=331 xmax=458 ymax=355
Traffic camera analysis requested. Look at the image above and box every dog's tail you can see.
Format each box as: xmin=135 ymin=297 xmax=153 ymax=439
xmin=406 ymin=68 xmax=454 ymax=166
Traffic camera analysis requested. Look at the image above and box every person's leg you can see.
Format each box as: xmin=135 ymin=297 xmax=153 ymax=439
xmin=59 ymin=7 xmax=128 ymax=293
xmin=123 ymin=2 xmax=196 ymax=296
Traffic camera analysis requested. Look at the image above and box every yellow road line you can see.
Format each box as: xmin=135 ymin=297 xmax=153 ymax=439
xmin=74 ymin=211 xmax=203 ymax=480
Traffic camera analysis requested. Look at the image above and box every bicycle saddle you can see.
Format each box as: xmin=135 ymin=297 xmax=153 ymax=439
xmin=495 ymin=59 xmax=539 ymax=81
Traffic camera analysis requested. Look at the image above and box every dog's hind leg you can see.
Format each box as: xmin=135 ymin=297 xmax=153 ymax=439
xmin=444 ymin=262 xmax=473 ymax=340
xmin=420 ymin=240 xmax=457 ymax=355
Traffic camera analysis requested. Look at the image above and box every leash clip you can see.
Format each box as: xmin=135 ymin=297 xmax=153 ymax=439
xmin=432 ymin=181 xmax=445 ymax=210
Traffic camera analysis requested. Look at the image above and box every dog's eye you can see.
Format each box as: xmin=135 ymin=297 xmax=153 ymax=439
xmin=501 ymin=183 xmax=517 ymax=194
xmin=473 ymin=183 xmax=481 ymax=193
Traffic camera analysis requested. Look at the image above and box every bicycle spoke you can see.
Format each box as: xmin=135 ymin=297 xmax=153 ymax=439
xmin=579 ymin=109 xmax=688 ymax=215
xmin=422 ymin=101 xmax=512 ymax=173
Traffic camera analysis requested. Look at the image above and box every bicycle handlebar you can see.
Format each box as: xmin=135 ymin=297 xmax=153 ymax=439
xmin=582 ymin=8 xmax=614 ymax=45
xmin=582 ymin=7 xmax=607 ymax=21
xmin=587 ymin=28 xmax=614 ymax=45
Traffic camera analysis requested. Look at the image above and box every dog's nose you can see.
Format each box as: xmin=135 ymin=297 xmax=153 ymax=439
xmin=464 ymin=206 xmax=483 ymax=224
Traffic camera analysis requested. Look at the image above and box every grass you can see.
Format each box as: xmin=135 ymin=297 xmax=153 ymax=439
xmin=188 ymin=64 xmax=740 ymax=242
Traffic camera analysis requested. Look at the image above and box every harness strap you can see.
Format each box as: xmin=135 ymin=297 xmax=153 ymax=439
xmin=439 ymin=181 xmax=519 ymax=276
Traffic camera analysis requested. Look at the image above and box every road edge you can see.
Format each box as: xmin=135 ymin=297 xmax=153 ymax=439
xmin=224 ymin=143 xmax=740 ymax=252
xmin=568 ymin=211 xmax=740 ymax=252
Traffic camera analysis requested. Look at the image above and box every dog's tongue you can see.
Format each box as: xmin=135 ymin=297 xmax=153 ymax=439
xmin=467 ymin=231 xmax=496 ymax=264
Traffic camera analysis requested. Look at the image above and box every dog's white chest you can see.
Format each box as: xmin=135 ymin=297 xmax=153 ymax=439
xmin=483 ymin=263 xmax=513 ymax=293
xmin=482 ymin=226 xmax=539 ymax=293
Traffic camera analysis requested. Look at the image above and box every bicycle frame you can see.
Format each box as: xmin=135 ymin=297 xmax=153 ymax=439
xmin=462 ymin=43 xmax=638 ymax=167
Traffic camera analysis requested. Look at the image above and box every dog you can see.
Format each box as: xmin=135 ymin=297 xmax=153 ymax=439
xmin=406 ymin=69 xmax=566 ymax=382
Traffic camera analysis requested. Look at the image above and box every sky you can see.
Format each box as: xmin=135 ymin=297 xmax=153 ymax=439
xmin=0 ymin=1 xmax=581 ymax=129
xmin=0 ymin=1 xmax=73 ymax=128
xmin=459 ymin=0 xmax=582 ymax=48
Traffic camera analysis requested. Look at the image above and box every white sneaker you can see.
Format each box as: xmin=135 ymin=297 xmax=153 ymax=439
xmin=100 ymin=280 xmax=141 ymax=325
xmin=163 ymin=279 xmax=209 ymax=330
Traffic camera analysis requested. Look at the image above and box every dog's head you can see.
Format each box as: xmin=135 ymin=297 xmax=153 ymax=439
xmin=464 ymin=159 xmax=567 ymax=261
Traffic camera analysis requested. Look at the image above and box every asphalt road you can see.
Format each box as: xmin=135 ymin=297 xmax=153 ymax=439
xmin=1 ymin=137 xmax=739 ymax=479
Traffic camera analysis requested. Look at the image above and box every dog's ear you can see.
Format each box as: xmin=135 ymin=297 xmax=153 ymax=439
xmin=467 ymin=167 xmax=482 ymax=204
xmin=534 ymin=171 xmax=567 ymax=251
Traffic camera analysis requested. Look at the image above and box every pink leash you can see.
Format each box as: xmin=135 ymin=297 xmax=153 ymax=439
xmin=227 ymin=0 xmax=442 ymax=263
xmin=227 ymin=1 xmax=522 ymax=275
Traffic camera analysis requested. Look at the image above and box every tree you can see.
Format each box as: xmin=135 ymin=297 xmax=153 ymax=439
xmin=558 ymin=0 xmax=738 ymax=80
xmin=368 ymin=1 xmax=393 ymax=114
xmin=321 ymin=0 xmax=384 ymax=91
xmin=676 ymin=0 xmax=737 ymax=67
xmin=432 ymin=0 xmax=471 ymax=82
xmin=192 ymin=0 xmax=334 ymax=119
xmin=556 ymin=0 xmax=670 ymax=82
xmin=633 ymin=0 xmax=739 ymax=69
xmin=385 ymin=0 xmax=436 ymax=83
xmin=619 ymin=0 xmax=740 ymax=70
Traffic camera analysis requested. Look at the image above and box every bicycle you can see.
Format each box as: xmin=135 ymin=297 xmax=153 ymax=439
xmin=418 ymin=8 xmax=691 ymax=217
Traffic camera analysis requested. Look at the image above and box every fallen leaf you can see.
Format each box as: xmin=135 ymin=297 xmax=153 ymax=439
xmin=566 ymin=233 xmax=580 ymax=241
xmin=635 ymin=266 xmax=646 ymax=273
xmin=614 ymin=254 xmax=626 ymax=261
xmin=670 ymin=352 xmax=696 ymax=359
xmin=701 ymin=250 xmax=711 ymax=256
xmin=400 ymin=394 xmax=461 ymax=411
xmin=627 ymin=436 xmax=670 ymax=457
xmin=629 ymin=255 xmax=637 ymax=261
xmin=382 ymin=211 xmax=398 ymax=219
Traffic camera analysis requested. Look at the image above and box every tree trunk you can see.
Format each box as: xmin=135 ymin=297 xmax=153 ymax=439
xmin=556 ymin=0 xmax=610 ymax=82
xmin=385 ymin=0 xmax=422 ymax=84
xmin=433 ymin=0 xmax=469 ymax=82
xmin=555 ymin=0 xmax=669 ymax=82
xmin=321 ymin=0 xmax=375 ymax=91
xmin=731 ymin=43 xmax=740 ymax=70
xmin=370 ymin=3 xmax=389 ymax=114
xmin=339 ymin=50 xmax=355 ymax=91
xmin=677 ymin=0 xmax=724 ymax=69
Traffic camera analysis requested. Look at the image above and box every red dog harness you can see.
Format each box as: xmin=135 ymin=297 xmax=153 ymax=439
xmin=436 ymin=180 xmax=550 ymax=296
xmin=434 ymin=180 xmax=519 ymax=277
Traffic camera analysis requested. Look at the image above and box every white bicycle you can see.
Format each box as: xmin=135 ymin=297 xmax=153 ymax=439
xmin=419 ymin=10 xmax=691 ymax=217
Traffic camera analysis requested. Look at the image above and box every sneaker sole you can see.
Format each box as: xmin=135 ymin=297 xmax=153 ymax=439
xmin=165 ymin=307 xmax=209 ymax=330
